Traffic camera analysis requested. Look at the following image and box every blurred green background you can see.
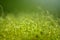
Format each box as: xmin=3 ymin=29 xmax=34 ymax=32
xmin=0 ymin=0 xmax=60 ymax=18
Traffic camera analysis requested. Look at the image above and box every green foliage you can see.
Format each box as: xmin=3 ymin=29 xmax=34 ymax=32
xmin=0 ymin=11 xmax=60 ymax=40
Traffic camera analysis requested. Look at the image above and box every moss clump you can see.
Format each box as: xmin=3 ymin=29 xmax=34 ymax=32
xmin=0 ymin=11 xmax=60 ymax=40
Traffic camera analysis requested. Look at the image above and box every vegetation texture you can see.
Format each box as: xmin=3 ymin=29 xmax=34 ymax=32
xmin=0 ymin=10 xmax=60 ymax=40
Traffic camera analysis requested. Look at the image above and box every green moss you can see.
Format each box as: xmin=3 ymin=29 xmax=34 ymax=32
xmin=0 ymin=11 xmax=60 ymax=40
